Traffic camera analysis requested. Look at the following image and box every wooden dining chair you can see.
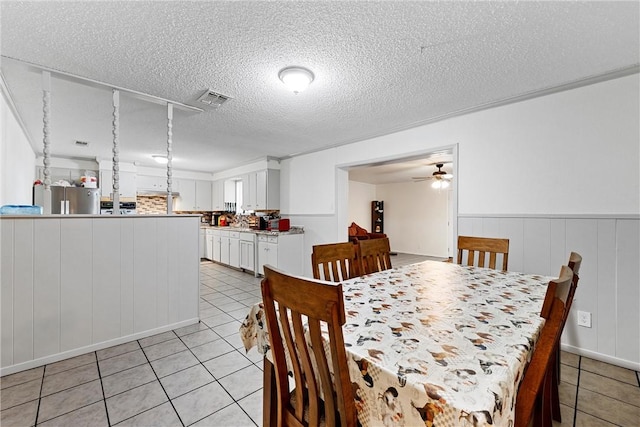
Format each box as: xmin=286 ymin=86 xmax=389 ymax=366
xmin=312 ymin=242 xmax=361 ymax=282
xmin=514 ymin=296 xmax=566 ymax=427
xmin=549 ymin=252 xmax=582 ymax=423
xmin=457 ymin=235 xmax=510 ymax=271
xmin=261 ymin=265 xmax=357 ymax=427
xmin=358 ymin=237 xmax=392 ymax=275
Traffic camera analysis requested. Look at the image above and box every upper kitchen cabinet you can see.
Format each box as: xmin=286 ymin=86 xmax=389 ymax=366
xmin=100 ymin=170 xmax=136 ymax=200
xmin=243 ymin=169 xmax=279 ymax=211
xmin=211 ymin=180 xmax=224 ymax=211
xmin=137 ymin=175 xmax=167 ymax=193
xmin=174 ymin=179 xmax=212 ymax=211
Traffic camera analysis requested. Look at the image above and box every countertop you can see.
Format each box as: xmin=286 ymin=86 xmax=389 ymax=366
xmin=200 ymin=225 xmax=304 ymax=235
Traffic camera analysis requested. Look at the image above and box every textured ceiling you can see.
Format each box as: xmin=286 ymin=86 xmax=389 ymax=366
xmin=1 ymin=1 xmax=638 ymax=175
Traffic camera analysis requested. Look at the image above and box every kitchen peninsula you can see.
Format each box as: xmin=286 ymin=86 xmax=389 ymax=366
xmin=0 ymin=214 xmax=200 ymax=376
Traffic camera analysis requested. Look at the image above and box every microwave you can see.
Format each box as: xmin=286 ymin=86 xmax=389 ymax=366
xmin=267 ymin=218 xmax=290 ymax=232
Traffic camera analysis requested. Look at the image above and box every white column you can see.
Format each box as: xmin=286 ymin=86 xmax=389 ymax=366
xmin=41 ymin=71 xmax=52 ymax=215
xmin=112 ymin=89 xmax=120 ymax=214
xmin=166 ymin=103 xmax=173 ymax=214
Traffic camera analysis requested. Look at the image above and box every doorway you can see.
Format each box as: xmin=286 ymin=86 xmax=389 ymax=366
xmin=337 ymin=145 xmax=457 ymax=259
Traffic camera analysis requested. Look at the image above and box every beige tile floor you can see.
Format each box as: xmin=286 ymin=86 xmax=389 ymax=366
xmin=1 ymin=257 xmax=639 ymax=426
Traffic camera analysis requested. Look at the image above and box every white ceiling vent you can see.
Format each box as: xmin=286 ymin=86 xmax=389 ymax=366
xmin=197 ymin=89 xmax=230 ymax=108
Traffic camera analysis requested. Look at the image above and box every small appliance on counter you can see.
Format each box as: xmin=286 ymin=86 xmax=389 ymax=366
xmin=259 ymin=216 xmax=269 ymax=230
xmin=268 ymin=218 xmax=290 ymax=232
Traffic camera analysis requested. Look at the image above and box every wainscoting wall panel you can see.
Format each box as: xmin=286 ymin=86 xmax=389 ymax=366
xmin=458 ymin=215 xmax=640 ymax=370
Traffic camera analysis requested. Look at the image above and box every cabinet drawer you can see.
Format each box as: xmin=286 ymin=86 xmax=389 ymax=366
xmin=229 ymin=231 xmax=240 ymax=239
xmin=267 ymin=236 xmax=278 ymax=244
xmin=205 ymin=229 xmax=215 ymax=236
xmin=219 ymin=230 xmax=230 ymax=237
xmin=257 ymin=235 xmax=269 ymax=242
xmin=240 ymin=232 xmax=255 ymax=242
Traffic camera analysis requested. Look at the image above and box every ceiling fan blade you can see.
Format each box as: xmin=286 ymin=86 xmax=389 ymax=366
xmin=411 ymin=177 xmax=429 ymax=182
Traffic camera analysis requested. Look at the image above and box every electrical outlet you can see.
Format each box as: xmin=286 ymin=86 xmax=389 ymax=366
xmin=577 ymin=310 xmax=592 ymax=328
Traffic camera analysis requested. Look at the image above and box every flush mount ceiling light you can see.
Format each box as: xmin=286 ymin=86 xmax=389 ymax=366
xmin=278 ymin=66 xmax=314 ymax=94
xmin=152 ymin=155 xmax=168 ymax=164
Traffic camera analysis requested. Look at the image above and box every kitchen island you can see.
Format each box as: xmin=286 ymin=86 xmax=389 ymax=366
xmin=0 ymin=214 xmax=200 ymax=375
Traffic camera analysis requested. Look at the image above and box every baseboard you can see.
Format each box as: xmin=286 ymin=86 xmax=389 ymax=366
xmin=0 ymin=318 xmax=199 ymax=376
xmin=560 ymin=343 xmax=640 ymax=372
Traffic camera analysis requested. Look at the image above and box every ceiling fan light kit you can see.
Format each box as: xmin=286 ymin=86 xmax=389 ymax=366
xmin=412 ymin=162 xmax=453 ymax=187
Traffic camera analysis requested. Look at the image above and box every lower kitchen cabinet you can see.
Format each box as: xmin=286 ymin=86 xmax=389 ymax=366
xmin=212 ymin=229 xmax=222 ymax=262
xmin=229 ymin=231 xmax=240 ymax=268
xmin=257 ymin=233 xmax=303 ymax=276
xmin=239 ymin=233 xmax=255 ymax=272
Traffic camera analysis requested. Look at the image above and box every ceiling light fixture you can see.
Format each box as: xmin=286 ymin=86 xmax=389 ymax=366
xmin=432 ymin=180 xmax=450 ymax=190
xmin=152 ymin=155 xmax=168 ymax=164
xmin=278 ymin=66 xmax=314 ymax=94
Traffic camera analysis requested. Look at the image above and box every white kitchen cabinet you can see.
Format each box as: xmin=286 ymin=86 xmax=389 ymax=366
xmin=220 ymin=230 xmax=230 ymax=265
xmin=200 ymin=229 xmax=206 ymax=259
xmin=229 ymin=231 xmax=240 ymax=268
xmin=211 ymin=180 xmax=224 ymax=211
xmin=212 ymin=229 xmax=222 ymax=262
xmin=242 ymin=173 xmax=257 ymax=211
xmin=224 ymin=180 xmax=237 ymax=203
xmin=100 ymin=170 xmax=137 ymax=200
xmin=137 ymin=175 xmax=166 ymax=192
xmin=239 ymin=233 xmax=255 ymax=272
xmin=257 ymin=233 xmax=303 ymax=276
xmin=204 ymin=229 xmax=214 ymax=260
xmin=242 ymin=169 xmax=280 ymax=211
xmin=175 ymin=179 xmax=212 ymax=211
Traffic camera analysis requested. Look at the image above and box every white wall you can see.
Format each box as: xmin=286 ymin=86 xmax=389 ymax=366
xmin=376 ymin=181 xmax=449 ymax=257
xmin=348 ymin=180 xmax=376 ymax=231
xmin=281 ymin=73 xmax=640 ymax=369
xmin=1 ymin=89 xmax=36 ymax=206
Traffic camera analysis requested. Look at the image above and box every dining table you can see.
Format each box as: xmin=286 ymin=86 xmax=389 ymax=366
xmin=239 ymin=260 xmax=551 ymax=427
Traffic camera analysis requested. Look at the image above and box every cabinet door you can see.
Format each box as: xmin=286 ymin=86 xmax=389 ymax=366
xmin=100 ymin=170 xmax=136 ymax=199
xmin=255 ymin=170 xmax=267 ymax=210
xmin=240 ymin=241 xmax=254 ymax=271
xmin=211 ymin=180 xmax=224 ymax=211
xmin=205 ymin=234 xmax=214 ymax=260
xmin=200 ymin=230 xmax=206 ymax=259
xmin=196 ymin=180 xmax=212 ymax=211
xmin=242 ymin=173 xmax=257 ymax=211
xmin=220 ymin=236 xmax=230 ymax=265
xmin=213 ymin=235 xmax=222 ymax=262
xmin=258 ymin=240 xmax=278 ymax=275
xmin=229 ymin=238 xmax=240 ymax=268
xmin=224 ymin=180 xmax=236 ymax=203
xmin=175 ymin=179 xmax=196 ymax=211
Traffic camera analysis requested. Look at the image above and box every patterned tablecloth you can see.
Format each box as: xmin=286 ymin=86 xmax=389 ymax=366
xmin=240 ymin=261 xmax=550 ymax=427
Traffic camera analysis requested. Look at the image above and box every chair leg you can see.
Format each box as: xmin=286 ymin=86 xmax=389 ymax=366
xmin=551 ymin=346 xmax=562 ymax=422
xmin=541 ymin=368 xmax=554 ymax=427
xmin=263 ymin=358 xmax=278 ymax=427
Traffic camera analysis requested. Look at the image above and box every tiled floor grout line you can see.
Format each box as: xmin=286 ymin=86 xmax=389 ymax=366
xmin=95 ymin=351 xmax=113 ymax=427
xmin=137 ymin=337 xmax=187 ymax=427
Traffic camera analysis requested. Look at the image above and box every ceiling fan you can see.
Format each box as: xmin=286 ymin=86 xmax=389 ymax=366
xmin=412 ymin=163 xmax=453 ymax=188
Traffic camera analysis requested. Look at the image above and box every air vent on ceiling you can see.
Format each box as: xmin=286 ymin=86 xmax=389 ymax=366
xmin=75 ymin=140 xmax=89 ymax=146
xmin=197 ymin=89 xmax=230 ymax=108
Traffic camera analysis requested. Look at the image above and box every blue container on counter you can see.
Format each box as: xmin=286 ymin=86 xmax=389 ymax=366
xmin=0 ymin=205 xmax=43 ymax=215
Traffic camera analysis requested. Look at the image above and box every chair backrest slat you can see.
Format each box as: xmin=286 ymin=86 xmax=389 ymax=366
xmin=457 ymin=236 xmax=509 ymax=271
xmin=312 ymin=242 xmax=360 ymax=281
xmin=262 ymin=265 xmax=357 ymax=427
xmin=358 ymin=237 xmax=392 ymax=275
